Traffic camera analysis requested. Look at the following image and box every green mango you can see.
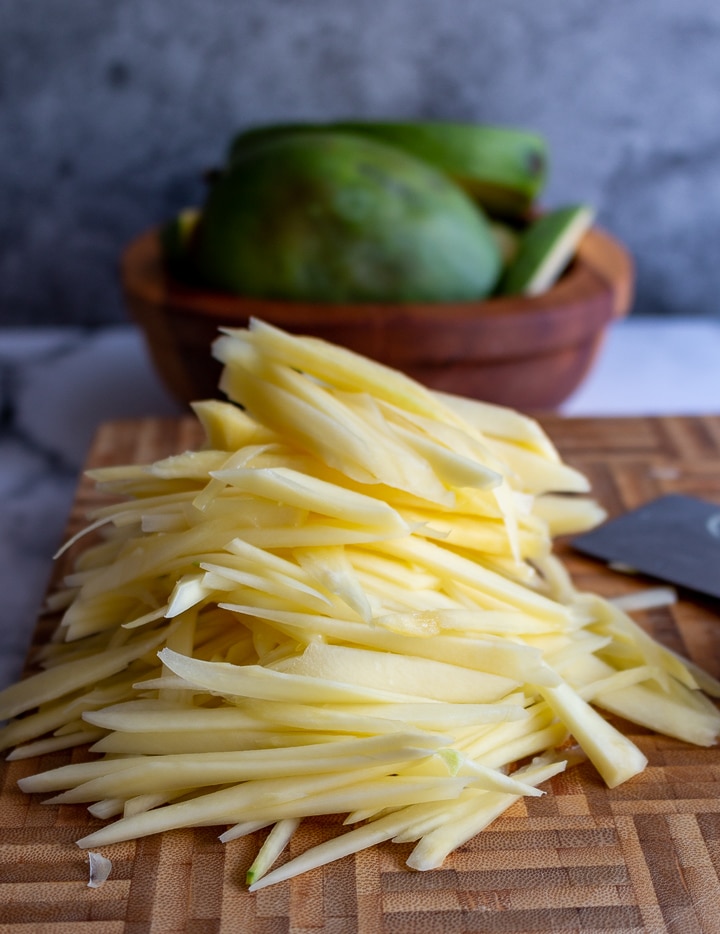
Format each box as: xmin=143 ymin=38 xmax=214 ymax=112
xmin=228 ymin=121 xmax=549 ymax=219
xmin=159 ymin=207 xmax=201 ymax=278
xmin=498 ymin=205 xmax=595 ymax=296
xmin=190 ymin=131 xmax=502 ymax=303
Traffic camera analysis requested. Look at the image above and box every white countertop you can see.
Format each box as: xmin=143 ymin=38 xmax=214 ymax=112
xmin=1 ymin=317 xmax=719 ymax=692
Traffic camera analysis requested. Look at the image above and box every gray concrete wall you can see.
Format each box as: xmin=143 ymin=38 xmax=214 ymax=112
xmin=2 ymin=0 xmax=720 ymax=325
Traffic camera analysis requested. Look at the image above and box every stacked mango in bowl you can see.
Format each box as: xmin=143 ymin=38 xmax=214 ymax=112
xmin=124 ymin=121 xmax=633 ymax=409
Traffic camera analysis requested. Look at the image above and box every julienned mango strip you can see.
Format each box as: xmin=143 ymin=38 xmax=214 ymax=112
xmin=0 ymin=625 xmax=171 ymax=721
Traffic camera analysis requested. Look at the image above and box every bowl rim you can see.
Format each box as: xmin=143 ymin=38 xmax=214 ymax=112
xmin=122 ymin=223 xmax=634 ymax=331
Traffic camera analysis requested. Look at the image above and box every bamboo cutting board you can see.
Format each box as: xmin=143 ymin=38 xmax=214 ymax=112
xmin=2 ymin=414 xmax=720 ymax=933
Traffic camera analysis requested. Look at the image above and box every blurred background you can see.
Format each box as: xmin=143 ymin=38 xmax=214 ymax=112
xmin=2 ymin=0 xmax=720 ymax=327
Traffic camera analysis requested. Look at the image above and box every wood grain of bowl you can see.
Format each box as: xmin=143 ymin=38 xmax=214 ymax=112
xmin=121 ymin=225 xmax=634 ymax=412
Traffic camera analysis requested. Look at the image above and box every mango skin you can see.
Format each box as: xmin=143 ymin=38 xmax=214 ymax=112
xmin=190 ymin=131 xmax=502 ymax=303
xmin=228 ymin=121 xmax=549 ymax=219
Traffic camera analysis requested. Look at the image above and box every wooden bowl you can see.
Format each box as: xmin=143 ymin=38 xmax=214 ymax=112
xmin=121 ymin=225 xmax=634 ymax=412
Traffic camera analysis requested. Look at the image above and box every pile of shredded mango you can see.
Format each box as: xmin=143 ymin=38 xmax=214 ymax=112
xmin=1 ymin=319 xmax=718 ymax=889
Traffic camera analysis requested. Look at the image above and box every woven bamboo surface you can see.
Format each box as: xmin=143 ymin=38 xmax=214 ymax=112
xmin=2 ymin=414 xmax=720 ymax=933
